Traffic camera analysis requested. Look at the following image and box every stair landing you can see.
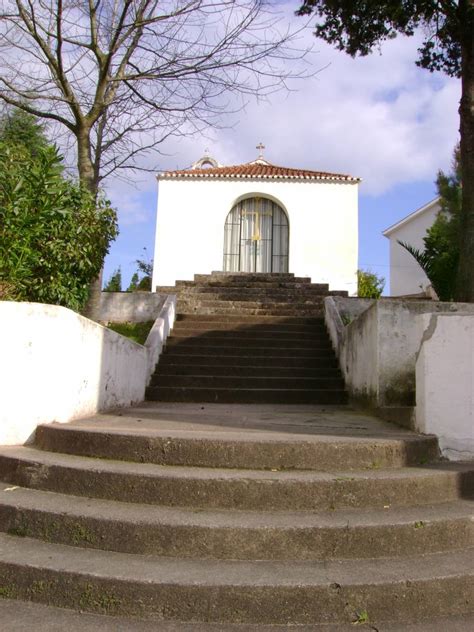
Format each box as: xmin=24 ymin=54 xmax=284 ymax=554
xmin=0 ymin=402 xmax=473 ymax=627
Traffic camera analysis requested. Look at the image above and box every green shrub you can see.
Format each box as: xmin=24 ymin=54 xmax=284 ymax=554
xmin=0 ymin=143 xmax=118 ymax=311
xmin=357 ymin=269 xmax=385 ymax=298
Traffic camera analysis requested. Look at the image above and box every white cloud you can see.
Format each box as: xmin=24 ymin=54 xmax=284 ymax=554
xmin=101 ymin=9 xmax=460 ymax=220
xmin=106 ymin=174 xmax=156 ymax=226
xmin=196 ymin=33 xmax=460 ymax=196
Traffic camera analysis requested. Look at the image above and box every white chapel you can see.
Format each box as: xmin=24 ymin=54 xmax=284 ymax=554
xmin=152 ymin=146 xmax=360 ymax=294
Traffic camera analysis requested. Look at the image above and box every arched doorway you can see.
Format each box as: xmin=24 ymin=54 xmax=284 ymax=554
xmin=223 ymin=197 xmax=289 ymax=273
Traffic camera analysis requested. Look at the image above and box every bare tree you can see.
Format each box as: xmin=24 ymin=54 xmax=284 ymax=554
xmin=0 ymin=1 xmax=310 ymax=193
xmin=0 ymin=1 xmax=310 ymax=317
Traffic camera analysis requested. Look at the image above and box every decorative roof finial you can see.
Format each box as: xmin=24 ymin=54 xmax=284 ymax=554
xmin=256 ymin=142 xmax=265 ymax=159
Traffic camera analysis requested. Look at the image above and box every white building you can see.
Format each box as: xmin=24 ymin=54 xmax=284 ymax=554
xmin=152 ymin=149 xmax=360 ymax=293
xmin=383 ymin=198 xmax=441 ymax=296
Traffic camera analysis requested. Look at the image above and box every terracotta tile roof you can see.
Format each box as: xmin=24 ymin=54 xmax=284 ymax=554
xmin=159 ymin=160 xmax=359 ymax=183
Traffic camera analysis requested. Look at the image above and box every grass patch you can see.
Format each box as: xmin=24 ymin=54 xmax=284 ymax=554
xmin=107 ymin=321 xmax=154 ymax=345
xmin=352 ymin=609 xmax=370 ymax=625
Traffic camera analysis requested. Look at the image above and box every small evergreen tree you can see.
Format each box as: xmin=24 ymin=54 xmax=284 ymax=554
xmin=0 ymin=107 xmax=49 ymax=156
xmin=127 ymin=272 xmax=140 ymax=292
xmin=134 ymin=248 xmax=153 ymax=292
xmin=103 ymin=268 xmax=122 ymax=292
xmin=357 ymin=269 xmax=385 ymax=298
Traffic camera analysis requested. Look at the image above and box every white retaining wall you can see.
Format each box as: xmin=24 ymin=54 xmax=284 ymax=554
xmin=325 ymin=297 xmax=474 ymax=460
xmin=144 ymin=296 xmax=176 ymax=380
xmin=415 ymin=313 xmax=474 ymax=460
xmin=100 ymin=292 xmax=167 ymax=323
xmin=0 ymin=297 xmax=176 ymax=445
xmin=326 ymin=298 xmax=474 ymax=408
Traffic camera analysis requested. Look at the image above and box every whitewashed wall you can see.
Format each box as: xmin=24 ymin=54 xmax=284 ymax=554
xmin=325 ymin=297 xmax=474 ymax=460
xmin=384 ymin=201 xmax=440 ymax=296
xmin=100 ymin=292 xmax=167 ymax=323
xmin=415 ymin=313 xmax=474 ymax=460
xmin=326 ymin=297 xmax=474 ymax=407
xmin=0 ymin=299 xmax=175 ymax=446
xmin=152 ymin=178 xmax=358 ymax=294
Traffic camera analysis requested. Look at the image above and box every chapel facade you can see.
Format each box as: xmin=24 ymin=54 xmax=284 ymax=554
xmin=152 ymin=148 xmax=360 ymax=294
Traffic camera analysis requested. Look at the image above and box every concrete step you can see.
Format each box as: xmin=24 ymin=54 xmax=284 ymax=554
xmin=194 ymin=272 xmax=308 ymax=282
xmin=178 ymin=299 xmax=325 ymax=309
xmin=161 ymin=344 xmax=336 ymax=357
xmin=176 ymin=314 xmax=324 ymax=325
xmin=169 ymin=328 xmax=330 ymax=341
xmin=147 ymin=386 xmax=348 ymax=404
xmin=34 ymin=420 xmax=438 ymax=470
xmin=177 ymin=304 xmax=325 ymax=315
xmin=165 ymin=336 xmax=333 ymax=350
xmin=1 ymin=484 xmax=471 ymax=560
xmin=153 ymin=364 xmax=342 ymax=378
xmin=157 ymin=354 xmax=338 ymax=368
xmin=0 ymin=534 xmax=472 ymax=624
xmin=160 ymin=285 xmax=331 ymax=294
xmin=172 ymin=322 xmax=327 ymax=334
xmin=175 ymin=280 xmax=317 ymax=289
xmin=162 ymin=285 xmax=329 ymax=302
xmin=1 ymin=447 xmax=472 ymax=511
xmin=150 ymin=376 xmax=345 ymax=390
xmin=2 ymin=598 xmax=474 ymax=632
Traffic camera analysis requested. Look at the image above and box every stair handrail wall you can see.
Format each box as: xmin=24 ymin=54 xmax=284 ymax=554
xmin=325 ymin=295 xmax=474 ymax=460
xmin=0 ymin=296 xmax=176 ymax=446
xmin=144 ymin=294 xmax=176 ymax=383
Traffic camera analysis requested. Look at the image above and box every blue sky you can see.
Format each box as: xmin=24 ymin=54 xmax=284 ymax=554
xmin=102 ymin=9 xmax=460 ymax=295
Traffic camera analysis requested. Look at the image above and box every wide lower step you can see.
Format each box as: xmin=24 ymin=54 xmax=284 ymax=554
xmin=35 ymin=421 xmax=438 ymax=470
xmin=149 ymin=376 xmax=345 ymax=390
xmin=2 ymin=601 xmax=474 ymax=632
xmin=153 ymin=364 xmax=342 ymax=378
xmin=146 ymin=386 xmax=348 ymax=404
xmin=0 ymin=535 xmax=472 ymax=624
xmin=1 ymin=447 xmax=472 ymax=510
xmin=0 ymin=485 xmax=471 ymax=560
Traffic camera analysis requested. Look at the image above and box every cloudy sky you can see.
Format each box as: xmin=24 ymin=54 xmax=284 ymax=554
xmin=102 ymin=3 xmax=461 ymax=294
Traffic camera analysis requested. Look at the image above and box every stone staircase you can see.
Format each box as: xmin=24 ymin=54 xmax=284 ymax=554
xmin=0 ymin=404 xmax=472 ymax=629
xmin=157 ymin=271 xmax=348 ymax=316
xmin=150 ymin=272 xmax=347 ymax=404
xmin=0 ymin=273 xmax=472 ymax=628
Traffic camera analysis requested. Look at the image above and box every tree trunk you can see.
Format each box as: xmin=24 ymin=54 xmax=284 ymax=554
xmin=77 ymin=128 xmax=103 ymax=321
xmin=456 ymin=0 xmax=474 ymax=301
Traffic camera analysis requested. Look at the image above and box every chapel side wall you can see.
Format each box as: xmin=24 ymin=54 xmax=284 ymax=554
xmin=152 ymin=178 xmax=358 ymax=292
xmin=288 ymin=181 xmax=358 ymax=294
